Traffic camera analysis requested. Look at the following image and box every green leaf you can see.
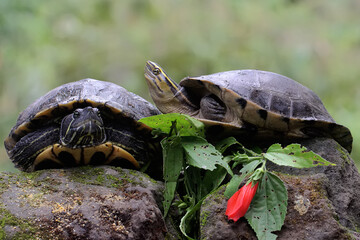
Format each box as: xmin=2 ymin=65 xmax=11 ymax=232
xmin=139 ymin=113 xmax=205 ymax=137
xmin=179 ymin=186 xmax=222 ymax=240
xmin=246 ymin=172 xmax=288 ymax=240
xmin=161 ymin=136 xmax=184 ymax=217
xmin=251 ymin=146 xmax=263 ymax=154
xmin=224 ymin=160 xmax=262 ymax=198
xmin=214 ymin=137 xmax=241 ymax=153
xmin=249 ymin=168 xmax=265 ymax=182
xmin=232 ymin=153 xmax=250 ymax=162
xmin=231 ymin=153 xmax=252 ymax=168
xmin=224 ymin=174 xmax=246 ymax=199
xmin=179 ymin=195 xmax=205 ymax=240
xmin=184 ymin=166 xmax=202 ymax=202
xmin=163 ymin=181 xmax=177 ymax=216
xmin=241 ymin=160 xmax=263 ymax=175
xmin=201 ymin=165 xmax=228 ymax=199
xmin=264 ymin=144 xmax=335 ymax=168
xmin=181 ymin=136 xmax=233 ymax=175
xmin=231 ymin=150 xmax=263 ymax=167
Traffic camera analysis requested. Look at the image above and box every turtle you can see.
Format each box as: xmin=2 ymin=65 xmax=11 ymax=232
xmin=4 ymin=78 xmax=162 ymax=172
xmin=144 ymin=61 xmax=352 ymax=153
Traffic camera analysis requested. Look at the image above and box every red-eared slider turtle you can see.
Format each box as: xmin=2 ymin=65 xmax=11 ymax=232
xmin=4 ymin=79 xmax=161 ymax=172
xmin=144 ymin=61 xmax=352 ymax=153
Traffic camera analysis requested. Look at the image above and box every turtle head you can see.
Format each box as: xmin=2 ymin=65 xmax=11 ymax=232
xmin=144 ymin=60 xmax=197 ymax=114
xmin=60 ymin=106 xmax=106 ymax=148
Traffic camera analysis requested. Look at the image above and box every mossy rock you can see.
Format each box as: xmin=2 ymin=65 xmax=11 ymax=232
xmin=200 ymin=138 xmax=360 ymax=240
xmin=0 ymin=166 xmax=179 ymax=240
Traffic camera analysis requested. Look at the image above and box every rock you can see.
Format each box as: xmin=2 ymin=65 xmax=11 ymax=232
xmin=200 ymin=138 xmax=360 ymax=239
xmin=280 ymin=138 xmax=360 ymax=231
xmin=0 ymin=166 xmax=179 ymax=240
xmin=2 ymin=138 xmax=359 ymax=239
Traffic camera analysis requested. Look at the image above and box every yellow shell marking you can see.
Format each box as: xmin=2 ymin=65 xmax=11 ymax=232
xmin=33 ymin=141 xmax=140 ymax=169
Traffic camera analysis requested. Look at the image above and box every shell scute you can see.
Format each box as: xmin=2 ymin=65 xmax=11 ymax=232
xmin=270 ymin=95 xmax=291 ymax=117
xmin=250 ymin=89 xmax=271 ymax=109
xmin=181 ymin=69 xmax=352 ymax=152
xmin=291 ymin=101 xmax=315 ymax=119
xmin=5 ymin=79 xmax=161 ymax=172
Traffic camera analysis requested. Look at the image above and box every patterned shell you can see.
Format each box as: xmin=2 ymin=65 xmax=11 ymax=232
xmin=180 ymin=70 xmax=352 ymax=152
xmin=5 ymin=78 xmax=161 ymax=152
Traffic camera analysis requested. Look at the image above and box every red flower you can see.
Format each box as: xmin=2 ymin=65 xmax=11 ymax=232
xmin=226 ymin=182 xmax=259 ymax=222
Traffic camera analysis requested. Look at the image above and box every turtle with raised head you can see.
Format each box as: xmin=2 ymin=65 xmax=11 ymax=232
xmin=144 ymin=61 xmax=352 ymax=153
xmin=4 ymin=79 xmax=161 ymax=172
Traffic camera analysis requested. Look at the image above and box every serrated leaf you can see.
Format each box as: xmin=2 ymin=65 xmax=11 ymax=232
xmin=264 ymin=143 xmax=335 ymax=168
xmin=246 ymin=172 xmax=287 ymax=240
xmin=181 ymin=136 xmax=232 ymax=175
xmin=224 ymin=160 xmax=262 ymax=198
xmin=139 ymin=113 xmax=205 ymax=137
xmin=161 ymin=136 xmax=184 ymax=217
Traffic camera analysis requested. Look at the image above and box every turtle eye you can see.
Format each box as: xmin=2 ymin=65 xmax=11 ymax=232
xmin=73 ymin=110 xmax=80 ymax=118
xmin=152 ymin=68 xmax=161 ymax=75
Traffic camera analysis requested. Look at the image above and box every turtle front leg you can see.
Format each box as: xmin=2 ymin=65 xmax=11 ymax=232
xmin=199 ymin=94 xmax=227 ymax=121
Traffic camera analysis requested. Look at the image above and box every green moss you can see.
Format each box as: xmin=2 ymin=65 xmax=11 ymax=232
xmin=110 ymin=167 xmax=138 ymax=183
xmin=209 ymin=185 xmax=227 ymax=204
xmin=0 ymin=180 xmax=9 ymax=194
xmin=340 ymin=231 xmax=358 ymax=240
xmin=114 ymin=166 xmax=157 ymax=183
xmin=128 ymin=169 xmax=139 ymax=176
xmin=200 ymin=209 xmax=211 ymax=228
xmin=0 ymin=170 xmax=61 ymax=197
xmin=105 ymin=174 xmax=130 ymax=188
xmin=3 ymin=171 xmax=43 ymax=190
xmin=20 ymin=170 xmax=42 ymax=181
xmin=104 ymin=166 xmax=160 ymax=188
xmin=65 ymin=166 xmax=158 ymax=189
xmin=68 ymin=166 xmax=106 ymax=185
xmin=138 ymin=170 xmax=158 ymax=184
xmin=39 ymin=184 xmax=58 ymax=194
xmin=353 ymin=224 xmax=360 ymax=233
xmin=199 ymin=185 xmax=225 ymax=236
xmin=336 ymin=144 xmax=351 ymax=164
xmin=0 ymin=208 xmax=41 ymax=239
xmin=96 ymin=174 xmax=105 ymax=184
xmin=149 ymin=177 xmax=158 ymax=184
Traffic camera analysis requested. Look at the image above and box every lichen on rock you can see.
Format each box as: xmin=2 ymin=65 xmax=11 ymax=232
xmin=1 ymin=138 xmax=359 ymax=240
xmin=200 ymin=138 xmax=360 ymax=240
xmin=0 ymin=166 xmax=178 ymax=240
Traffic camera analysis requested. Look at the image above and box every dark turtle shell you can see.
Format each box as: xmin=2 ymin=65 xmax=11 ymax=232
xmin=4 ymin=79 xmax=161 ymax=172
xmin=180 ymin=70 xmax=352 ymax=152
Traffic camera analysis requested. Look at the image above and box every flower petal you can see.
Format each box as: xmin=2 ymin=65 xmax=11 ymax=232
xmin=226 ymin=182 xmax=259 ymax=222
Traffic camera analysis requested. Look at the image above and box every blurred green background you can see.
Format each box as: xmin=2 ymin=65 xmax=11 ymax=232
xmin=0 ymin=0 xmax=359 ymax=172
